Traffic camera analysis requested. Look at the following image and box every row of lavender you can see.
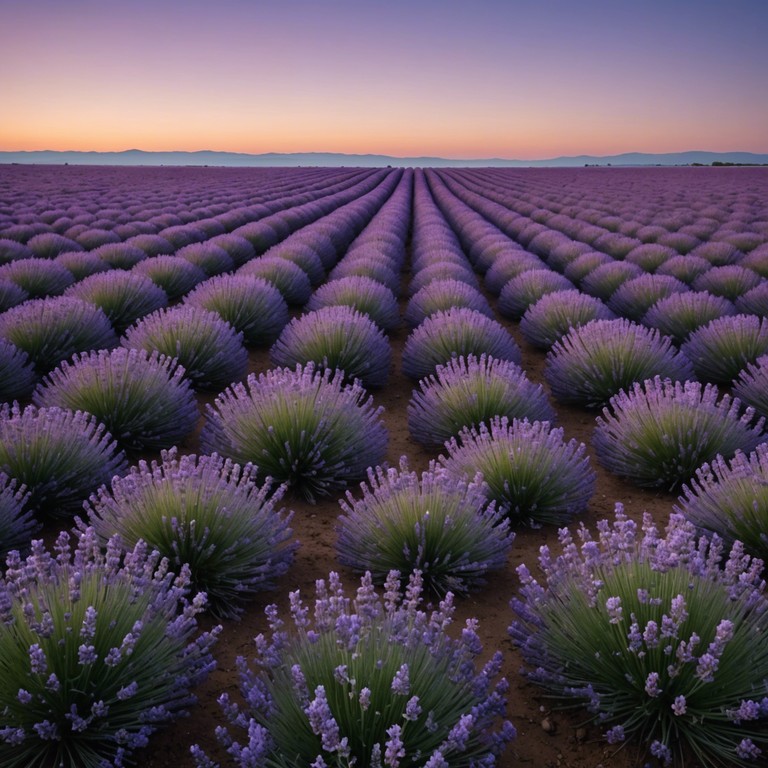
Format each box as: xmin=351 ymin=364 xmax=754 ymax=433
xmin=1 ymin=164 xmax=768 ymax=767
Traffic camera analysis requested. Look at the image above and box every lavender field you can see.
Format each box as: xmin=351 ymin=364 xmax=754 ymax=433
xmin=2 ymin=164 xmax=768 ymax=767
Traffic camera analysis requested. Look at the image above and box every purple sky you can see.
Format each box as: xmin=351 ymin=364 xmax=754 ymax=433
xmin=2 ymin=0 xmax=767 ymax=159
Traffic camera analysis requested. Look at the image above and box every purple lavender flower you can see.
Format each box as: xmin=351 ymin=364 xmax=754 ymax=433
xmin=208 ymin=233 xmax=257 ymax=268
xmin=642 ymin=290 xmax=737 ymax=346
xmin=439 ymin=416 xmax=595 ymax=526
xmin=0 ymin=528 xmax=220 ymax=768
xmin=330 ymin=254 xmax=401 ymax=295
xmin=91 ymin=243 xmax=149 ymax=270
xmin=624 ymin=243 xmax=678 ymax=272
xmin=580 ymin=261 xmax=643 ymax=300
xmin=336 ymin=457 xmax=513 ymax=595
xmin=26 ymin=232 xmax=83 ymax=259
xmin=497 ymin=269 xmax=574 ymax=320
xmin=736 ymin=281 xmax=768 ymax=317
xmin=0 ymin=472 xmax=36 ymax=560
xmin=176 ymin=242 xmax=235 ymax=277
xmin=0 ymin=238 xmax=34 ymax=264
xmin=0 ymin=278 xmax=28 ymax=313
xmin=200 ymin=363 xmax=387 ymax=502
xmin=54 ymin=250 xmax=112 ymax=280
xmin=0 ymin=257 xmax=76 ymax=298
xmin=132 ymin=255 xmax=207 ymax=300
xmin=408 ymin=354 xmax=554 ymax=448
xmin=482 ymin=252 xmax=544 ymax=296
xmin=271 ymin=305 xmax=392 ymax=389
xmin=238 ymin=255 xmax=313 ymax=305
xmin=122 ymin=305 xmax=248 ymax=391
xmin=0 ymin=296 xmax=118 ymax=374
xmin=402 ymin=307 xmax=521 ymax=381
xmin=124 ymin=233 xmax=175 ymax=257
xmin=694 ymin=265 xmax=763 ymax=302
xmin=656 ymin=253 xmax=712 ymax=284
xmin=191 ymin=569 xmax=513 ymax=766
xmin=0 ymin=339 xmax=37 ymax=403
xmin=593 ymin=377 xmax=765 ymax=489
xmin=562 ymin=250 xmax=613 ymax=284
xmin=544 ymin=318 xmax=695 ymax=408
xmin=33 ymin=347 xmax=199 ymax=451
xmin=681 ymin=314 xmax=768 ymax=384
xmin=607 ymin=273 xmax=689 ymax=322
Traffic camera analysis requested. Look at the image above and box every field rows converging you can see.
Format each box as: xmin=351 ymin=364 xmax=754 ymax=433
xmin=1 ymin=164 xmax=768 ymax=768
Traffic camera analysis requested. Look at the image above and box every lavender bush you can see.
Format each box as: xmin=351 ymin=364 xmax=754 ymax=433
xmin=273 ymin=306 xmax=392 ymax=388
xmin=402 ymin=307 xmax=521 ymax=381
xmin=0 ymin=473 xmax=36 ymax=560
xmin=497 ymin=269 xmax=573 ymax=320
xmin=482 ymin=252 xmax=544 ymax=295
xmin=693 ymin=266 xmax=762 ymax=302
xmin=33 ymin=348 xmax=199 ymax=452
xmin=735 ymin=282 xmax=768 ymax=317
xmin=581 ymin=261 xmax=643 ymax=300
xmin=656 ymin=253 xmax=712 ymax=284
xmin=133 ymin=256 xmax=207 ymax=300
xmin=607 ymin=274 xmax=689 ymax=322
xmin=0 ymin=340 xmax=37 ymax=403
xmin=681 ymin=314 xmax=768 ymax=385
xmin=0 ymin=296 xmax=117 ymax=375
xmin=191 ymin=569 xmax=514 ymax=767
xmin=26 ymin=231 xmax=82 ymax=259
xmin=238 ymin=256 xmax=312 ymax=305
xmin=593 ymin=377 xmax=765 ymax=490
xmin=733 ymin=355 xmax=768 ymax=420
xmin=306 ymin=275 xmax=400 ymax=332
xmin=83 ymin=450 xmax=297 ymax=619
xmin=122 ymin=306 xmax=248 ymax=391
xmin=0 ymin=528 xmax=221 ymax=768
xmin=55 ymin=250 xmax=112 ymax=280
xmin=439 ymin=416 xmax=594 ymax=527
xmin=405 ymin=279 xmax=492 ymax=328
xmin=408 ymin=354 xmax=554 ymax=448
xmin=0 ymin=258 xmax=76 ymax=297
xmin=329 ymin=255 xmax=401 ymax=295
xmin=642 ymin=291 xmax=737 ymax=346
xmin=200 ymin=363 xmax=387 ymax=502
xmin=0 ymin=278 xmax=28 ymax=313
xmin=184 ymin=274 xmax=290 ymax=346
xmin=337 ymin=458 xmax=513 ymax=595
xmin=92 ymin=243 xmax=149 ymax=270
xmin=510 ymin=507 xmax=768 ymax=767
xmin=177 ymin=242 xmax=235 ymax=277
xmin=544 ymin=318 xmax=695 ymax=408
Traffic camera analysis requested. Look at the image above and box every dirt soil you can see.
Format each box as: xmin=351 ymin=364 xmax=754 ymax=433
xmin=130 ymin=291 xmax=681 ymax=768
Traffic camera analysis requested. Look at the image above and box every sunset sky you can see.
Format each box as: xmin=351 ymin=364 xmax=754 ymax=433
xmin=2 ymin=0 xmax=767 ymax=160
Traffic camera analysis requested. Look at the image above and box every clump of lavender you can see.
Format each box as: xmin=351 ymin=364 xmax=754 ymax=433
xmin=0 ymin=528 xmax=221 ymax=768
xmin=0 ymin=239 xmax=34 ymax=265
xmin=545 ymin=318 xmax=695 ymax=408
xmin=405 ymin=279 xmax=493 ymax=327
xmin=402 ymin=307 xmax=521 ymax=381
xmin=83 ymin=450 xmax=297 ymax=619
xmin=625 ymin=243 xmax=678 ymax=272
xmin=0 ymin=296 xmax=117 ymax=375
xmin=337 ymin=458 xmax=513 ymax=595
xmin=643 ymin=291 xmax=737 ymax=346
xmin=677 ymin=443 xmax=768 ymax=566
xmin=0 ymin=340 xmax=37 ymax=403
xmin=607 ymin=273 xmax=689 ymax=322
xmin=55 ymin=250 xmax=112 ymax=280
xmin=91 ymin=243 xmax=149 ymax=270
xmin=177 ymin=242 xmax=235 ymax=277
xmin=26 ymin=231 xmax=82 ymax=258
xmin=238 ymin=256 xmax=312 ymax=305
xmin=520 ymin=289 xmax=616 ymax=350
xmin=439 ymin=416 xmax=594 ymax=527
xmin=593 ymin=377 xmax=765 ymax=490
xmin=329 ymin=254 xmax=401 ymax=295
xmin=408 ymin=354 xmax=554 ymax=448
xmin=122 ymin=305 xmax=248 ymax=391
xmin=656 ymin=253 xmax=712 ymax=284
xmin=681 ymin=314 xmax=768 ymax=384
xmin=733 ymin=355 xmax=768 ymax=420
xmin=184 ymin=274 xmax=290 ymax=346
xmin=0 ymin=258 xmax=76 ymax=298
xmin=271 ymin=306 xmax=392 ymax=389
xmin=693 ymin=265 xmax=763 ymax=302
xmin=0 ymin=403 xmax=127 ymax=517
xmin=482 ymin=252 xmax=542 ymax=295
xmin=133 ymin=255 xmax=207 ymax=300
xmin=691 ymin=240 xmax=742 ymax=266
xmin=0 ymin=278 xmax=28 ymax=313
xmin=562 ymin=250 xmax=612 ymax=284
xmin=307 ymin=274 xmax=400 ymax=332
xmin=66 ymin=270 xmax=169 ymax=334
xmin=0 ymin=473 xmax=36 ymax=560
xmin=200 ymin=363 xmax=387 ymax=502
xmin=736 ymin=282 xmax=768 ymax=317
xmin=191 ymin=569 xmax=514 ymax=767
xmin=581 ymin=260 xmax=644 ymax=300
xmin=510 ymin=507 xmax=768 ymax=767
xmin=497 ymin=269 xmax=573 ymax=320
xmin=33 ymin=348 xmax=199 ymax=452
xmin=208 ymin=234 xmax=256 ymax=268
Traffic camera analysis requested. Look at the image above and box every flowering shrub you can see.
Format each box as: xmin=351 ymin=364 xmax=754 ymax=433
xmin=0 ymin=473 xmax=36 ymax=560
xmin=0 ymin=257 xmax=76 ymax=297
xmin=408 ymin=354 xmax=554 ymax=448
xmin=607 ymin=274 xmax=689 ymax=322
xmin=0 ymin=340 xmax=37 ymax=403
xmin=329 ymin=255 xmax=401 ymax=295
xmin=92 ymin=243 xmax=149 ymax=270
xmin=520 ymin=289 xmax=615 ymax=350
xmin=0 ymin=528 xmax=221 ymax=768
xmin=133 ymin=255 xmax=207 ymax=300
xmin=733 ymin=355 xmax=768 ymax=420
xmin=545 ymin=319 xmax=695 ymax=408
xmin=693 ymin=265 xmax=762 ymax=302
xmin=337 ymin=458 xmax=513 ymax=595
xmin=497 ymin=269 xmax=573 ymax=320
xmin=677 ymin=443 xmax=768 ymax=566
xmin=439 ymin=416 xmax=594 ymax=527
xmin=562 ymin=251 xmax=612 ymax=284
xmin=208 ymin=234 xmax=256 ymax=268
xmin=624 ymin=243 xmax=677 ymax=272
xmin=66 ymin=270 xmax=169 ymax=334
xmin=0 ymin=403 xmax=127 ymax=517
xmin=55 ymin=250 xmax=112 ymax=280
xmin=26 ymin=231 xmax=82 ymax=258
xmin=681 ymin=314 xmax=768 ymax=384
xmin=656 ymin=253 xmax=712 ymax=284
xmin=238 ymin=256 xmax=312 ymax=305
xmin=581 ymin=261 xmax=643 ymax=300
xmin=736 ymin=282 xmax=768 ymax=317
xmin=33 ymin=347 xmax=199 ymax=451
xmin=642 ymin=291 xmax=737 ymax=346
xmin=593 ymin=377 xmax=765 ymax=489
xmin=402 ymin=308 xmax=521 ymax=381
xmin=306 ymin=275 xmax=400 ymax=331
xmin=191 ymin=569 xmax=514 ymax=767
xmin=267 ymin=243 xmax=325 ymax=285
xmin=691 ymin=240 xmax=741 ymax=266
xmin=184 ymin=274 xmax=290 ymax=346
xmin=510 ymin=507 xmax=768 ymax=767
xmin=83 ymin=450 xmax=297 ymax=619
xmin=482 ymin=253 xmax=541 ymax=296
xmin=200 ymin=363 xmax=387 ymax=502
xmin=271 ymin=306 xmax=391 ymax=389
xmin=0 ymin=278 xmax=28 ymax=313
xmin=177 ymin=242 xmax=235 ymax=276
xmin=122 ymin=306 xmax=248 ymax=391
xmin=0 ymin=296 xmax=118 ymax=375
xmin=405 ymin=279 xmax=493 ymax=327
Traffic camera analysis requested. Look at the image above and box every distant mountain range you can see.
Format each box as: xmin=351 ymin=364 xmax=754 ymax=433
xmin=1 ymin=149 xmax=767 ymax=168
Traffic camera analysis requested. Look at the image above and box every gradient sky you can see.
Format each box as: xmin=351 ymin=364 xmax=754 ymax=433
xmin=2 ymin=0 xmax=767 ymax=159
